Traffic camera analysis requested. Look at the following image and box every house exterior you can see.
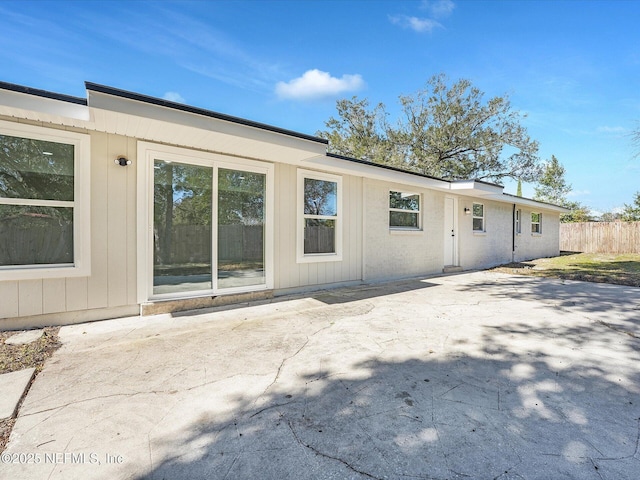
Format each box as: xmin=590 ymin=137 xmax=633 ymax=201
xmin=0 ymin=81 xmax=567 ymax=329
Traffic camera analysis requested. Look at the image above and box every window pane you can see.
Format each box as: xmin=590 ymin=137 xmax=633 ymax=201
xmin=153 ymin=160 xmax=212 ymax=295
xmin=390 ymin=211 xmax=419 ymax=228
xmin=531 ymin=213 xmax=541 ymax=223
xmin=304 ymin=178 xmax=337 ymax=216
xmin=0 ymin=205 xmax=73 ymax=266
xmin=304 ymin=218 xmax=335 ymax=254
xmin=473 ymin=203 xmax=483 ymax=217
xmin=0 ymin=134 xmax=74 ymax=201
xmin=389 ymin=191 xmax=419 ymax=211
xmin=473 ymin=218 xmax=484 ymax=231
xmin=218 ymin=168 xmax=266 ymax=289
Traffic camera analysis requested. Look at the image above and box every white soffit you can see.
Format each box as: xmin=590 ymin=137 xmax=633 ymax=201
xmin=86 ymin=90 xmax=326 ymax=163
xmin=0 ymin=89 xmax=90 ymax=125
xmin=494 ymin=195 xmax=570 ymax=213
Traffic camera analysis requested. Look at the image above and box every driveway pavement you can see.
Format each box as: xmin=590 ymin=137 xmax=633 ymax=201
xmin=2 ymin=271 xmax=640 ymax=480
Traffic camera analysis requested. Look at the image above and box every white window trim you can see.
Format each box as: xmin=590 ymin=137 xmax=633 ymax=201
xmin=531 ymin=212 xmax=542 ymax=235
xmin=472 ymin=202 xmax=485 ymax=233
xmin=136 ymin=141 xmax=274 ymax=303
xmin=0 ymin=120 xmax=90 ymax=280
xmin=515 ymin=208 xmax=522 ymax=235
xmin=389 ymin=191 xmax=421 ymax=231
xmin=297 ymin=168 xmax=342 ymax=263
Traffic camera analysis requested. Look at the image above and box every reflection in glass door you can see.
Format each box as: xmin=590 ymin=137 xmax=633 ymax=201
xmin=153 ymin=160 xmax=212 ymax=295
xmin=217 ymin=168 xmax=266 ymax=289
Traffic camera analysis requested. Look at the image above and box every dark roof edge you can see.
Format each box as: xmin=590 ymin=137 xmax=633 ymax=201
xmin=85 ymin=82 xmax=328 ymax=145
xmin=326 ymin=152 xmax=451 ymax=183
xmin=0 ymin=81 xmax=87 ymax=105
xmin=502 ymin=192 xmax=568 ymax=210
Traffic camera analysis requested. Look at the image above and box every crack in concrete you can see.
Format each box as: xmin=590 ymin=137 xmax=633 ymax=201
xmin=595 ymin=320 xmax=639 ymax=339
xmin=589 ymin=457 xmax=605 ymax=480
xmin=261 ymin=338 xmax=310 ymax=396
xmin=593 ymin=417 xmax=640 ymax=461
xmin=249 ymin=400 xmax=295 ymax=418
xmin=221 ymin=454 xmax=240 ymax=480
xmin=286 ymin=419 xmax=384 ymax=480
xmin=256 ymin=322 xmax=334 ymax=401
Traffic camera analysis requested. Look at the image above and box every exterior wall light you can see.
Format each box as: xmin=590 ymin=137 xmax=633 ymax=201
xmin=115 ymin=156 xmax=132 ymax=166
xmin=464 ymin=207 xmax=471 ymax=215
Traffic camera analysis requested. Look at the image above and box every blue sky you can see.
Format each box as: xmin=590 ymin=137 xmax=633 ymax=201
xmin=1 ymin=0 xmax=638 ymax=214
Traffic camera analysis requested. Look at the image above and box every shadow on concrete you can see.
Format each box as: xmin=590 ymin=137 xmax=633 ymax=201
xmin=172 ymin=279 xmax=440 ymax=318
xmin=463 ymin=274 xmax=640 ymax=328
xmin=137 ymin=287 xmax=640 ymax=479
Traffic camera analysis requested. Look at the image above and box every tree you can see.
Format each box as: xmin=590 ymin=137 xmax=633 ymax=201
xmin=600 ymin=211 xmax=622 ymax=222
xmin=561 ymin=201 xmax=593 ymax=223
xmin=516 ymin=179 xmax=523 ymax=197
xmin=317 ymin=97 xmax=404 ymax=167
xmin=533 ymin=155 xmax=572 ymax=206
xmin=620 ymin=191 xmax=640 ymax=221
xmin=317 ymin=74 xmax=541 ymax=183
xmin=533 ymin=155 xmax=593 ymax=222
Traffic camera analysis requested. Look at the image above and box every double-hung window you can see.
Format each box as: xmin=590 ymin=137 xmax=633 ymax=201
xmin=515 ymin=209 xmax=522 ymax=234
xmin=531 ymin=212 xmax=542 ymax=234
xmin=0 ymin=121 xmax=90 ymax=280
xmin=297 ymin=169 xmax=342 ymax=262
xmin=389 ymin=191 xmax=420 ymax=229
xmin=472 ymin=203 xmax=485 ymax=232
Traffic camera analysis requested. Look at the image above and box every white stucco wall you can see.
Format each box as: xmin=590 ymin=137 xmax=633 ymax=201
xmin=457 ymin=198 xmax=514 ymax=270
xmin=457 ymin=197 xmax=561 ymax=270
xmin=514 ymin=208 xmax=561 ymax=262
xmin=362 ymin=178 xmax=445 ymax=281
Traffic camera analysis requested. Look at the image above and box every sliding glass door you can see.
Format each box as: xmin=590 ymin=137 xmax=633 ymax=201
xmin=151 ymin=157 xmax=269 ymax=298
xmin=217 ymin=168 xmax=266 ymax=289
xmin=153 ymin=160 xmax=213 ymax=296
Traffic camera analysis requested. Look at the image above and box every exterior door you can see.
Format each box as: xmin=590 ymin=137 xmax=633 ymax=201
xmin=444 ymin=196 xmax=457 ymax=266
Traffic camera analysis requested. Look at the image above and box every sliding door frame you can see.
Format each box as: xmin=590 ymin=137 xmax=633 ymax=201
xmin=137 ymin=141 xmax=274 ymax=303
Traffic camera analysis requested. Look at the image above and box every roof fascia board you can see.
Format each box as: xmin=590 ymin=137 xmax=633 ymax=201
xmin=0 ymin=88 xmax=90 ymax=122
xmin=85 ymin=84 xmax=326 ymax=153
xmin=450 ymin=180 xmax=504 ymax=195
xmin=487 ymin=194 xmax=570 ymax=212
xmin=303 ymin=155 xmax=451 ymax=190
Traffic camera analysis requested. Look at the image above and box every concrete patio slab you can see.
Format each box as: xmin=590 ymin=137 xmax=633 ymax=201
xmin=0 ymin=368 xmax=36 ymax=420
xmin=4 ymin=329 xmax=43 ymax=345
xmin=2 ymin=271 xmax=639 ymax=480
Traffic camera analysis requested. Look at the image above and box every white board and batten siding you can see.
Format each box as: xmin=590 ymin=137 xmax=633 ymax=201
xmin=0 ymin=124 xmax=139 ymax=327
xmin=274 ymin=163 xmax=363 ymax=291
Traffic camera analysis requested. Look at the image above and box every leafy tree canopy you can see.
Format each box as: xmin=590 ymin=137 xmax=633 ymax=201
xmin=317 ymin=74 xmax=541 ymax=183
xmin=533 ymin=155 xmax=572 ymax=206
xmin=532 ymin=155 xmax=593 ymax=223
xmin=620 ymin=191 xmax=640 ymax=221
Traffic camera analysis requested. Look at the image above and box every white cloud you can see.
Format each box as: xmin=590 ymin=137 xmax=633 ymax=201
xmin=389 ymin=15 xmax=442 ymax=33
xmin=596 ymin=126 xmax=627 ymax=133
xmin=421 ymin=0 xmax=456 ymax=18
xmin=163 ymin=91 xmax=186 ymax=103
xmin=275 ymin=69 xmax=365 ymax=101
xmin=567 ymin=189 xmax=591 ymax=197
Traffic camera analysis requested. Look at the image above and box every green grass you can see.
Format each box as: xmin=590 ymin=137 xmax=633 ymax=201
xmin=492 ymin=253 xmax=640 ymax=287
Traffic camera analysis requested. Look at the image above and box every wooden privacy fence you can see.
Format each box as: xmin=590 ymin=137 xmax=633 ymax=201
xmin=0 ymin=219 xmax=73 ymax=265
xmin=166 ymin=224 xmax=264 ymax=264
xmin=560 ymin=222 xmax=640 ymax=254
